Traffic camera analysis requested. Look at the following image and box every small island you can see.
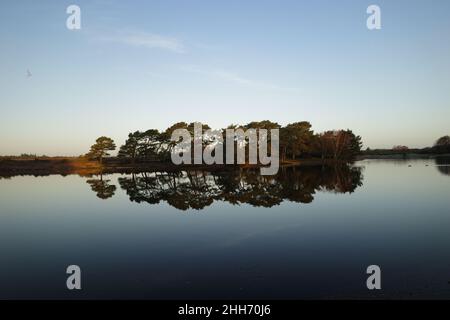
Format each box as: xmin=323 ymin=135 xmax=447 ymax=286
xmin=0 ymin=120 xmax=448 ymax=178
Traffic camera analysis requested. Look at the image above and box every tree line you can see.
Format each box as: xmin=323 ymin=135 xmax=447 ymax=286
xmin=86 ymin=121 xmax=363 ymax=164
xmin=363 ymin=135 xmax=450 ymax=156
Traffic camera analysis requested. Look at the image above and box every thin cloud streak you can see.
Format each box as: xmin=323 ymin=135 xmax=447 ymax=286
xmin=181 ymin=65 xmax=300 ymax=92
xmin=100 ymin=31 xmax=185 ymax=53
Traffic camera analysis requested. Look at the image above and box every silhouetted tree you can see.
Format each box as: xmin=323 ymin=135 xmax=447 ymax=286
xmin=117 ymin=121 xmax=363 ymax=164
xmin=244 ymin=120 xmax=280 ymax=162
xmin=118 ymin=131 xmax=141 ymax=162
xmin=344 ymin=130 xmax=363 ymax=159
xmin=280 ymin=121 xmax=314 ymax=160
xmin=435 ymin=136 xmax=450 ymax=147
xmin=87 ymin=136 xmax=116 ymax=164
xmin=161 ymin=122 xmax=190 ymax=160
xmin=392 ymin=145 xmax=409 ymax=151
xmin=137 ymin=129 xmax=163 ymax=159
xmin=433 ymin=135 xmax=450 ymax=154
xmin=317 ymin=130 xmax=361 ymax=160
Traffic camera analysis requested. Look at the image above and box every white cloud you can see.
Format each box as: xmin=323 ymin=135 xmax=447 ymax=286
xmin=214 ymin=70 xmax=255 ymax=86
xmin=181 ymin=65 xmax=299 ymax=92
xmin=102 ymin=31 xmax=185 ymax=53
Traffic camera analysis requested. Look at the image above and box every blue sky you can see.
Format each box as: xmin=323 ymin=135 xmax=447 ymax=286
xmin=0 ymin=0 xmax=449 ymax=155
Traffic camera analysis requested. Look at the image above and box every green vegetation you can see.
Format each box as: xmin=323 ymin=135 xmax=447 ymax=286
xmin=86 ymin=136 xmax=116 ymax=164
xmin=434 ymin=135 xmax=450 ymax=153
xmin=2 ymin=125 xmax=447 ymax=167
xmin=361 ymin=135 xmax=450 ymax=157
xmin=111 ymin=120 xmax=363 ymax=164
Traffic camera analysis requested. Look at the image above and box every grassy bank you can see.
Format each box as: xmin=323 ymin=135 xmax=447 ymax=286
xmin=0 ymin=157 xmax=102 ymax=177
xmin=0 ymin=157 xmax=347 ymax=177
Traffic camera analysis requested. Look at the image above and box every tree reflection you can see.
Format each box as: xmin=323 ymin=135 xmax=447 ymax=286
xmin=435 ymin=157 xmax=450 ymax=176
xmin=86 ymin=174 xmax=117 ymax=199
xmin=113 ymin=164 xmax=363 ymax=211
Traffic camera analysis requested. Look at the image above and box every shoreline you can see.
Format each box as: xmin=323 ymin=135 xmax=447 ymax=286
xmin=1 ymin=154 xmax=448 ymax=178
xmin=0 ymin=157 xmax=349 ymax=177
xmin=357 ymin=153 xmax=450 ymax=160
xmin=3 ymin=154 xmax=447 ymax=177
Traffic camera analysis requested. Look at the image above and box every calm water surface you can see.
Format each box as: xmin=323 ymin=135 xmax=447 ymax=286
xmin=1 ymin=159 xmax=449 ymax=299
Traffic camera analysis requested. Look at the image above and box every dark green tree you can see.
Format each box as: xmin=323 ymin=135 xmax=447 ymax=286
xmin=316 ymin=130 xmax=362 ymax=160
xmin=87 ymin=136 xmax=116 ymax=164
xmin=435 ymin=135 xmax=450 ymax=147
xmin=433 ymin=135 xmax=450 ymax=153
xmin=161 ymin=122 xmax=212 ymax=162
xmin=161 ymin=122 xmax=190 ymax=158
xmin=137 ymin=129 xmax=163 ymax=159
xmin=344 ymin=129 xmax=363 ymax=159
xmin=118 ymin=131 xmax=142 ymax=162
xmin=280 ymin=121 xmax=314 ymax=160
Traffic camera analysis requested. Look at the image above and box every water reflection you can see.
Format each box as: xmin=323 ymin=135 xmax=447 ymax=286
xmin=83 ymin=165 xmax=365 ymax=210
xmin=435 ymin=156 xmax=450 ymax=176
xmin=86 ymin=175 xmax=117 ymax=199
xmin=3 ymin=159 xmax=450 ymax=299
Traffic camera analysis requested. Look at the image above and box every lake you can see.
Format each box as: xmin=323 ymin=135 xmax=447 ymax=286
xmin=0 ymin=158 xmax=449 ymax=299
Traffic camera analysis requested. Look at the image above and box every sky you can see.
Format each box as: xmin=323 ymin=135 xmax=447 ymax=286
xmin=0 ymin=0 xmax=449 ymax=156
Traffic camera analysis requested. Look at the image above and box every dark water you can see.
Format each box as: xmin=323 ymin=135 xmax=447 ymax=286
xmin=1 ymin=158 xmax=450 ymax=299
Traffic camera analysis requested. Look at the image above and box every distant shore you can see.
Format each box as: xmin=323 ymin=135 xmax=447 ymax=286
xmin=357 ymin=153 xmax=450 ymax=160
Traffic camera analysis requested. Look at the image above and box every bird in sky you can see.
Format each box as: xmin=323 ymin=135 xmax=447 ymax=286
xmin=26 ymin=69 xmax=32 ymax=78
